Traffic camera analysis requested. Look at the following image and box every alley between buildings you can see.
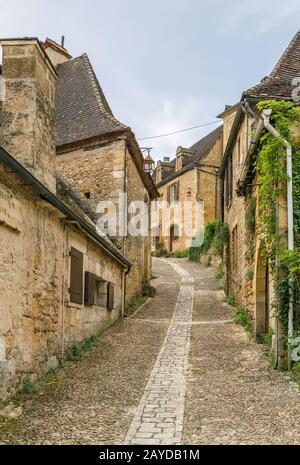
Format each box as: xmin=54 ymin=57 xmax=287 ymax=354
xmin=1 ymin=258 xmax=300 ymax=445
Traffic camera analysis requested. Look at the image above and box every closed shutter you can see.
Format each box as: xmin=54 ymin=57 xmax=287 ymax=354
xmin=167 ymin=186 xmax=170 ymax=204
xmin=69 ymin=247 xmax=83 ymax=304
xmin=84 ymin=271 xmax=96 ymax=306
xmin=107 ymin=282 xmax=114 ymax=310
xmin=176 ymin=181 xmax=180 ymax=201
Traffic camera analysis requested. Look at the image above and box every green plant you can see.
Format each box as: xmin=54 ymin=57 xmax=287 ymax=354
xmin=188 ymin=220 xmax=229 ymax=262
xmin=173 ymin=249 xmax=189 ymax=258
xmin=225 ymin=294 xmax=236 ymax=306
xmin=125 ymin=294 xmax=146 ymax=316
xmin=292 ymin=362 xmax=300 ymax=387
xmin=153 ymin=241 xmax=168 ymax=257
xmin=233 ymin=306 xmax=253 ymax=333
xmin=214 ymin=264 xmax=224 ymax=279
xmin=245 ymin=197 xmax=256 ymax=236
xmin=245 ymin=269 xmax=254 ymax=281
xmin=82 ymin=336 xmax=97 ymax=352
xmin=22 ymin=376 xmax=39 ymax=395
xmin=206 ymin=256 xmax=212 ymax=267
xmin=254 ymin=100 xmax=300 ymax=335
xmin=68 ymin=344 xmax=83 ymax=360
xmin=245 ymin=240 xmax=254 ymax=262
xmin=264 ymin=327 xmax=274 ymax=346
xmin=142 ymin=280 xmax=156 ymax=298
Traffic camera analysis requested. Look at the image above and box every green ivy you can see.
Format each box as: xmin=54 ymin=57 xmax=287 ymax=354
xmin=255 ymin=100 xmax=300 ymax=333
xmin=189 ymin=220 xmax=229 ymax=262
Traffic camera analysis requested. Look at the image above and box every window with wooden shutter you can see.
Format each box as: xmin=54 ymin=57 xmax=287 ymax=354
xmin=167 ymin=186 xmax=170 ymax=204
xmin=84 ymin=271 xmax=95 ymax=306
xmin=69 ymin=247 xmax=83 ymax=304
xmin=176 ymin=180 xmax=180 ymax=201
xmin=107 ymin=282 xmax=114 ymax=310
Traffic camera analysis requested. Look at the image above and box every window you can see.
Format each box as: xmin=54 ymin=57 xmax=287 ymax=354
xmin=156 ymin=167 xmax=162 ymax=183
xmin=84 ymin=271 xmax=114 ymax=310
xmin=84 ymin=191 xmax=91 ymax=199
xmin=107 ymin=282 xmax=115 ymax=310
xmin=69 ymin=247 xmax=84 ymax=304
xmin=225 ymin=153 xmax=233 ymax=205
xmin=176 ymin=155 xmax=182 ymax=171
xmin=167 ymin=181 xmax=179 ymax=203
xmin=231 ymin=226 xmax=238 ymax=270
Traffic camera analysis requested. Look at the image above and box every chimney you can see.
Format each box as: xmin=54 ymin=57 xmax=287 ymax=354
xmin=0 ymin=38 xmax=57 ymax=192
xmin=163 ymin=157 xmax=170 ymax=163
xmin=43 ymin=37 xmax=72 ymax=66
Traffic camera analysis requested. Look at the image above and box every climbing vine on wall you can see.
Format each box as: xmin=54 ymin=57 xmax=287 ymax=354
xmin=188 ymin=220 xmax=229 ymax=262
xmin=255 ymin=100 xmax=300 ymax=332
xmin=245 ymin=197 xmax=256 ymax=271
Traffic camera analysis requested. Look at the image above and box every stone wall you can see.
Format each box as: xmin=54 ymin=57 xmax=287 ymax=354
xmin=155 ymin=134 xmax=223 ymax=253
xmin=0 ymin=39 xmax=57 ymax=192
xmin=0 ymin=162 xmax=124 ymax=399
xmin=56 ymin=137 xmax=151 ymax=303
xmin=223 ymin=115 xmax=248 ymax=306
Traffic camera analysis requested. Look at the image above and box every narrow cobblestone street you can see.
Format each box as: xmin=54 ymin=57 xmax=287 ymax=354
xmin=1 ymin=258 xmax=300 ymax=445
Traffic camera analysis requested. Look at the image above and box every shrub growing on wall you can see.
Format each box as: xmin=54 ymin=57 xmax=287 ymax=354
xmin=255 ymin=100 xmax=300 ymax=334
xmin=188 ymin=220 xmax=229 ymax=262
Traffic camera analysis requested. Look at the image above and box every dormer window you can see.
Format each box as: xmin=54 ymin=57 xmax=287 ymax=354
xmin=156 ymin=166 xmax=162 ymax=183
xmin=176 ymin=154 xmax=183 ymax=171
xmin=175 ymin=146 xmax=195 ymax=172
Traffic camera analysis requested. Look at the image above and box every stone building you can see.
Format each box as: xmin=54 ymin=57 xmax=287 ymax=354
xmin=219 ymin=31 xmax=300 ymax=361
xmin=41 ymin=39 xmax=157 ymax=303
xmin=0 ymin=38 xmax=132 ymax=399
xmin=153 ymin=126 xmax=223 ymax=252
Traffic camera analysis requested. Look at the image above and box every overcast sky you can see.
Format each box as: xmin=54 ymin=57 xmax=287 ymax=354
xmin=0 ymin=0 xmax=300 ymax=160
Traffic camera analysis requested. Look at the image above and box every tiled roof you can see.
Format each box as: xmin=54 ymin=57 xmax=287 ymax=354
xmin=56 ymin=54 xmax=127 ymax=147
xmin=155 ymin=125 xmax=223 ymax=187
xmin=244 ymin=30 xmax=300 ymax=100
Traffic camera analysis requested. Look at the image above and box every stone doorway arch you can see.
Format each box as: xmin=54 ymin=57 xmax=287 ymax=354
xmin=255 ymin=243 xmax=270 ymax=341
xmin=169 ymin=224 xmax=179 ymax=252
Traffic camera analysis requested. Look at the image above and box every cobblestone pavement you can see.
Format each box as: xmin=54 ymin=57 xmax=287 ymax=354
xmin=1 ymin=258 xmax=300 ymax=445
xmin=125 ymin=261 xmax=194 ymax=445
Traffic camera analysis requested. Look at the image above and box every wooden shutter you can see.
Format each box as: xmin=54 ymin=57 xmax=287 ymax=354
xmin=167 ymin=186 xmax=170 ymax=203
xmin=84 ymin=272 xmax=95 ymax=306
xmin=107 ymin=282 xmax=114 ymax=310
xmin=176 ymin=181 xmax=180 ymax=201
xmin=69 ymin=247 xmax=83 ymax=304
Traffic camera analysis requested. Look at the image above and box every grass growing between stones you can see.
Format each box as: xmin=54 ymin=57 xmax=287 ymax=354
xmin=214 ymin=264 xmax=224 ymax=279
xmin=21 ymin=376 xmax=39 ymax=396
xmin=67 ymin=336 xmax=97 ymax=361
xmin=125 ymin=280 xmax=156 ymax=317
xmin=292 ymin=362 xmax=300 ymax=388
xmin=173 ymin=249 xmax=189 ymax=258
xmin=224 ymin=294 xmax=236 ymax=306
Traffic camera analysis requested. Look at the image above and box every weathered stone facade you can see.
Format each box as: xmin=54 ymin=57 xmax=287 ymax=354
xmin=153 ymin=128 xmax=223 ymax=252
xmin=0 ymin=38 xmax=129 ymax=400
xmin=220 ymin=30 xmax=300 ymax=347
xmin=56 ymin=136 xmax=152 ymax=302
xmin=47 ymin=42 xmax=156 ymax=303
xmin=0 ymin=39 xmax=57 ymax=192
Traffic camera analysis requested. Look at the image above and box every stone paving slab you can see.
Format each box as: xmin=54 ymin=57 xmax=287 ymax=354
xmin=1 ymin=257 xmax=300 ymax=445
xmin=124 ymin=260 xmax=194 ymax=445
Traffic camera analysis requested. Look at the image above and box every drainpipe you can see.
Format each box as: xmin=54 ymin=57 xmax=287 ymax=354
xmin=61 ymin=220 xmax=67 ymax=359
xmin=262 ymin=109 xmax=294 ymax=366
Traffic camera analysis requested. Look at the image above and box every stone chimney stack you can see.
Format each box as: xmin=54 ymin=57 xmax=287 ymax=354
xmin=0 ymin=38 xmax=57 ymax=192
xmin=43 ymin=37 xmax=72 ymax=66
